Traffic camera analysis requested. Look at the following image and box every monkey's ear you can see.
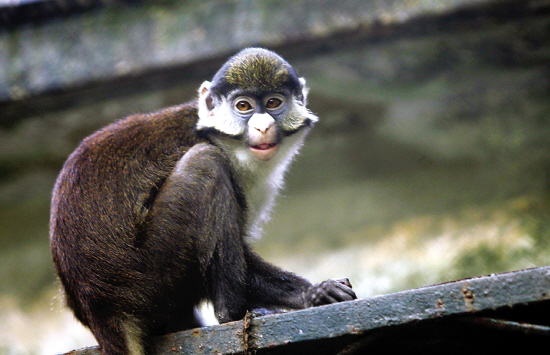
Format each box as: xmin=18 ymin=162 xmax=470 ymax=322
xmin=299 ymin=78 xmax=310 ymax=105
xmin=199 ymin=81 xmax=211 ymax=97
xmin=198 ymin=81 xmax=214 ymax=111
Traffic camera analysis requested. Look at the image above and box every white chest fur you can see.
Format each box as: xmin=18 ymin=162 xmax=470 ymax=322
xmin=213 ymin=128 xmax=310 ymax=239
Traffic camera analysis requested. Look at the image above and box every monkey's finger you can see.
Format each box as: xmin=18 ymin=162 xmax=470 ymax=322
xmin=315 ymin=293 xmax=340 ymax=305
xmin=334 ymin=278 xmax=353 ymax=288
xmin=327 ymin=284 xmax=357 ymax=301
xmin=335 ymin=291 xmax=357 ymax=301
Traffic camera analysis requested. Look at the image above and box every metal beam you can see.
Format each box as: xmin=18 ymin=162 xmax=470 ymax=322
xmin=66 ymin=266 xmax=550 ymax=354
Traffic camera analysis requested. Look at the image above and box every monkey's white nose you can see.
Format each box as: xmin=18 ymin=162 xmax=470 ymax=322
xmin=249 ymin=113 xmax=275 ymax=134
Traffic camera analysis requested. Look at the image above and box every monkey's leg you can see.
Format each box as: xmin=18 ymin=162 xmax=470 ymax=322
xmin=80 ymin=301 xmax=145 ymax=355
xmin=143 ymin=143 xmax=248 ymax=325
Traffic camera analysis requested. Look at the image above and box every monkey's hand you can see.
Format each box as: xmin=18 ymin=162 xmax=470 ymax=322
xmin=304 ymin=278 xmax=357 ymax=307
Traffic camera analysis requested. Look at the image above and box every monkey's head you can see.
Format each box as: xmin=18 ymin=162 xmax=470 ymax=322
xmin=197 ymin=48 xmax=318 ymax=162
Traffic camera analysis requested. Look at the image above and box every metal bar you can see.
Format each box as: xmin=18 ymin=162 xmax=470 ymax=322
xmin=149 ymin=266 xmax=550 ymax=354
xmin=246 ymin=267 xmax=550 ymax=350
xmin=65 ymin=267 xmax=550 ymax=354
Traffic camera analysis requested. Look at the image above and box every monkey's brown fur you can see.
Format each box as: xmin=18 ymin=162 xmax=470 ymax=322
xmin=51 ymin=104 xmax=213 ymax=351
xmin=50 ymin=49 xmax=356 ymax=355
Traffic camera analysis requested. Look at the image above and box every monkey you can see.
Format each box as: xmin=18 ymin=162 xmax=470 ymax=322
xmin=50 ymin=48 xmax=356 ymax=355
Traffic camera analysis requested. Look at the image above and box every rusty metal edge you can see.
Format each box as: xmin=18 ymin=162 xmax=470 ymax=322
xmin=64 ymin=266 xmax=550 ymax=354
xmin=243 ymin=266 xmax=550 ymax=350
xmin=158 ymin=266 xmax=550 ymax=354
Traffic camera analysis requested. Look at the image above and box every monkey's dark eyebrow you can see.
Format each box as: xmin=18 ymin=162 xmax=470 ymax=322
xmin=228 ymin=89 xmax=291 ymax=100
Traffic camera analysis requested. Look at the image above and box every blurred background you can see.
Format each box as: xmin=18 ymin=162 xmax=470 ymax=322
xmin=1 ymin=0 xmax=550 ymax=353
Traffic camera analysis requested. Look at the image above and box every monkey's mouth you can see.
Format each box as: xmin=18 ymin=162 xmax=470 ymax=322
xmin=249 ymin=143 xmax=279 ymax=161
xmin=251 ymin=143 xmax=278 ymax=150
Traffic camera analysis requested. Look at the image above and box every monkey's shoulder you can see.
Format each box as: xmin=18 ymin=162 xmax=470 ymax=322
xmin=69 ymin=101 xmax=201 ymax=162
xmin=97 ymin=101 xmax=200 ymax=144
xmin=55 ymin=101 xmax=207 ymax=196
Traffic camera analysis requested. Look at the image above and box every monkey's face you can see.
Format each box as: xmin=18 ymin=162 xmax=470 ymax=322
xmin=196 ymin=79 xmax=318 ymax=163
xmin=232 ymin=93 xmax=283 ymax=161
xmin=196 ymin=48 xmax=318 ymax=165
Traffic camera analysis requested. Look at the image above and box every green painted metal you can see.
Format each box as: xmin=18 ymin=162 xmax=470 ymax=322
xmin=67 ymin=266 xmax=550 ymax=354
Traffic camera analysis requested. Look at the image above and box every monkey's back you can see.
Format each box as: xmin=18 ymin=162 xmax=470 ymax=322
xmin=49 ymin=101 xmax=207 ymax=328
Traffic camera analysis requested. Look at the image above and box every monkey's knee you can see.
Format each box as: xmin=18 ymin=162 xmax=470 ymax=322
xmin=148 ymin=142 xmax=232 ymax=213
xmin=142 ymin=141 xmax=240 ymax=250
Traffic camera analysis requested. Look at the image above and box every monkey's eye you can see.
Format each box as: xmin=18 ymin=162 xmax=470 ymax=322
xmin=264 ymin=94 xmax=286 ymax=111
xmin=233 ymin=98 xmax=255 ymax=114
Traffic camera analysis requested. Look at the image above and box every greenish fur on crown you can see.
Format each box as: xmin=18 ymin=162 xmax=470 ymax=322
xmin=223 ymin=53 xmax=290 ymax=91
xmin=210 ymin=48 xmax=300 ymax=98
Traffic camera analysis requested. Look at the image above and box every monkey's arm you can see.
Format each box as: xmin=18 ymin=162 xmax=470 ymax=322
xmin=143 ymin=142 xmax=355 ymax=325
xmin=245 ymin=248 xmax=357 ymax=311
